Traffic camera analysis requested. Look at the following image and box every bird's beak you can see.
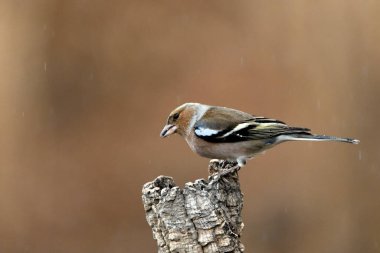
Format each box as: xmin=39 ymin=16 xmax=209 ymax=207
xmin=160 ymin=124 xmax=178 ymax=138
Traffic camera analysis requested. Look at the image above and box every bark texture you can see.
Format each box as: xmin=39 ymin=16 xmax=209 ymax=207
xmin=142 ymin=160 xmax=245 ymax=253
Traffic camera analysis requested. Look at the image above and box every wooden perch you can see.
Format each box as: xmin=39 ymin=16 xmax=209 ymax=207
xmin=142 ymin=160 xmax=245 ymax=253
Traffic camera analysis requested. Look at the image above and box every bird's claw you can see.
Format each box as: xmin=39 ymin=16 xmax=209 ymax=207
xmin=209 ymin=161 xmax=240 ymax=185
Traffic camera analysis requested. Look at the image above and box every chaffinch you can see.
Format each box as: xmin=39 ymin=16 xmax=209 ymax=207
xmin=160 ymin=103 xmax=359 ymax=167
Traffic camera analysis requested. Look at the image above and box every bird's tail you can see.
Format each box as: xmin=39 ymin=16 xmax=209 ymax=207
xmin=279 ymin=133 xmax=360 ymax=144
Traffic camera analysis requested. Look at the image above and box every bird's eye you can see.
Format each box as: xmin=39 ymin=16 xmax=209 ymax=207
xmin=172 ymin=113 xmax=180 ymax=121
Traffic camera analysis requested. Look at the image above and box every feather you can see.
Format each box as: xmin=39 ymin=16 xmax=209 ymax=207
xmin=194 ymin=106 xmax=310 ymax=143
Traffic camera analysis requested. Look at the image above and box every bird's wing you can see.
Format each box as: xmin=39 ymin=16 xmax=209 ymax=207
xmin=194 ymin=106 xmax=310 ymax=143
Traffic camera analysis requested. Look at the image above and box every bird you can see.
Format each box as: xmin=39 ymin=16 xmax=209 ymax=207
xmin=160 ymin=103 xmax=359 ymax=168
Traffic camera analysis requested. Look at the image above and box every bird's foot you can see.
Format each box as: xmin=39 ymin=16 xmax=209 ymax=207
xmin=208 ymin=160 xmax=240 ymax=184
xmin=218 ymin=163 xmax=240 ymax=176
xmin=209 ymin=159 xmax=238 ymax=172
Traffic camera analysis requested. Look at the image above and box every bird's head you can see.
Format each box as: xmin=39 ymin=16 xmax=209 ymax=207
xmin=160 ymin=103 xmax=200 ymax=138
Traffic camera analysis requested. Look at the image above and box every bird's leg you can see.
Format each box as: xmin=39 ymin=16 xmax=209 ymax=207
xmin=216 ymin=158 xmax=246 ymax=178
xmin=208 ymin=160 xmax=241 ymax=184
xmin=220 ymin=160 xmax=230 ymax=168
xmin=217 ymin=162 xmax=240 ymax=177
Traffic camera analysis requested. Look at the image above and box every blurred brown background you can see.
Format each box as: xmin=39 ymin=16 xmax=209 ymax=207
xmin=0 ymin=0 xmax=379 ymax=252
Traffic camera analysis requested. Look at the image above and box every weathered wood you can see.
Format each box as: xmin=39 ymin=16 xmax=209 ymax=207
xmin=142 ymin=160 xmax=245 ymax=253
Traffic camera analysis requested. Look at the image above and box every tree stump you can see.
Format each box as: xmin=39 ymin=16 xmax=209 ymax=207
xmin=142 ymin=160 xmax=245 ymax=253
